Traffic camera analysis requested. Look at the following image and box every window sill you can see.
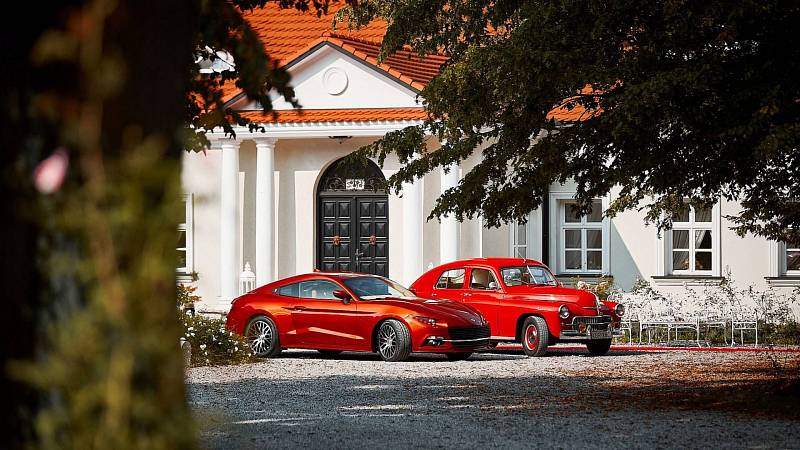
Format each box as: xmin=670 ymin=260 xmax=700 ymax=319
xmin=176 ymin=271 xmax=195 ymax=284
xmin=651 ymin=275 xmax=724 ymax=286
xmin=765 ymin=276 xmax=800 ymax=288
xmin=556 ymin=274 xmax=613 ymax=286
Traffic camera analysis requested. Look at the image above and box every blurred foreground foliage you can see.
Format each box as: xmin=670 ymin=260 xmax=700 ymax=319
xmin=0 ymin=0 xmax=335 ymax=448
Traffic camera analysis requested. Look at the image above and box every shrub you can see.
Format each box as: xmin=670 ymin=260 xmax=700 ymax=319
xmin=177 ymin=283 xmax=200 ymax=310
xmin=180 ymin=314 xmax=256 ymax=367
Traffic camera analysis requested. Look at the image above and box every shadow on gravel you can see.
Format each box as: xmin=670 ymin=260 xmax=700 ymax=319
xmin=188 ymin=361 xmax=800 ymax=449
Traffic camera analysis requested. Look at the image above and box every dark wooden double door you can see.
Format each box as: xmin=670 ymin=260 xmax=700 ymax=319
xmin=318 ymin=194 xmax=388 ymax=276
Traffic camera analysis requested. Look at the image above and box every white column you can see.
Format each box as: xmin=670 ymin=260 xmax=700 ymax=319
xmin=440 ymin=163 xmax=460 ymax=264
xmin=219 ymin=140 xmax=240 ymax=309
xmin=255 ymin=138 xmax=276 ymax=286
xmin=402 ymin=176 xmax=422 ymax=286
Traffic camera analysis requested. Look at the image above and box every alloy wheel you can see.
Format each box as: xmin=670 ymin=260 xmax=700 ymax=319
xmin=247 ymin=319 xmax=274 ymax=355
xmin=378 ymin=323 xmax=398 ymax=360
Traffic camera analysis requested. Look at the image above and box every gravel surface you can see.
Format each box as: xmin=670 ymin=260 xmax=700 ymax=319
xmin=187 ymin=348 xmax=800 ymax=449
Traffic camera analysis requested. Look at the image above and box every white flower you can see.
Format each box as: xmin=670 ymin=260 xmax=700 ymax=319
xmin=187 ymin=327 xmax=194 ymax=331
xmin=200 ymin=344 xmax=206 ymax=350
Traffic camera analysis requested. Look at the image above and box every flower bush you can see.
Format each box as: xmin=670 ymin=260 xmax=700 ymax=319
xmin=618 ymin=275 xmax=800 ymax=345
xmin=180 ymin=314 xmax=256 ymax=367
xmin=573 ymin=276 xmax=622 ymax=301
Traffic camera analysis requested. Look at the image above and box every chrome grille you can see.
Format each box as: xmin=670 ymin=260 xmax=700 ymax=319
xmin=572 ymin=315 xmax=612 ymax=325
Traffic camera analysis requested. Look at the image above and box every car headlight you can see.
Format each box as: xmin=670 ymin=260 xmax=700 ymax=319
xmin=614 ymin=303 xmax=625 ymax=317
xmin=558 ymin=304 xmax=570 ymax=319
xmin=413 ymin=316 xmax=439 ymax=326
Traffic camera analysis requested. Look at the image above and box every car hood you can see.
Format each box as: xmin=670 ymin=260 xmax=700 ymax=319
xmin=504 ymin=285 xmax=599 ymax=309
xmin=362 ymin=296 xmax=486 ymax=326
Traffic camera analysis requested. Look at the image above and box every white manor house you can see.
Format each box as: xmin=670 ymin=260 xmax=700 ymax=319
xmin=180 ymin=5 xmax=800 ymax=321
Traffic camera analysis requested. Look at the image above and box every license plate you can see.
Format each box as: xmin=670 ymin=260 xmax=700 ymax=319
xmin=588 ymin=326 xmax=611 ymax=339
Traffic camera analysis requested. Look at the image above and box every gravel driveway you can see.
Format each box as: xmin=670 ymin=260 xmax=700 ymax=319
xmin=187 ymin=348 xmax=800 ymax=449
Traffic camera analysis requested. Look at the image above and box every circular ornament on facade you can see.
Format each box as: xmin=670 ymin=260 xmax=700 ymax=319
xmin=322 ymin=67 xmax=348 ymax=95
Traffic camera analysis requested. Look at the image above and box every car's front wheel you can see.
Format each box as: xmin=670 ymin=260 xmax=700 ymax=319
xmin=521 ymin=316 xmax=549 ymax=357
xmin=245 ymin=315 xmax=282 ymax=358
xmin=376 ymin=319 xmax=411 ymax=362
xmin=586 ymin=339 xmax=612 ymax=356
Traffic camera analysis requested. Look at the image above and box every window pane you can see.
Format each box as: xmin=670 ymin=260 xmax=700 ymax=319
xmin=672 ymin=251 xmax=690 ymax=271
xmin=177 ymin=230 xmax=186 ymax=249
xmin=565 ymin=251 xmax=582 ymax=270
xmin=787 ymin=251 xmax=800 ymax=271
xmin=516 ymin=223 xmax=526 ymax=246
xmin=694 ymin=206 xmax=712 ymax=222
xmin=513 ymin=246 xmax=527 ymax=258
xmin=177 ymin=250 xmax=186 ymax=268
xmin=695 ymin=230 xmax=712 ymax=249
xmin=587 ymin=251 xmax=602 ymax=270
xmin=695 ymin=251 xmax=712 ymax=271
xmin=470 ymin=268 xmax=497 ymax=290
xmin=436 ymin=269 xmax=465 ymax=289
xmin=586 ymin=230 xmax=602 ymax=249
xmin=672 ymin=230 xmax=689 ymax=250
xmin=565 ymin=230 xmax=581 ymax=249
xmin=277 ymin=283 xmax=300 ymax=297
xmin=565 ymin=204 xmax=581 ymax=223
xmin=587 ymin=200 xmax=603 ymax=223
xmin=672 ymin=206 xmax=689 ymax=223
xmin=299 ymin=280 xmax=341 ymax=299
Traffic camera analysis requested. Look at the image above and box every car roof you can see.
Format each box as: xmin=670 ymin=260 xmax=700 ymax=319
xmin=436 ymin=257 xmax=546 ymax=269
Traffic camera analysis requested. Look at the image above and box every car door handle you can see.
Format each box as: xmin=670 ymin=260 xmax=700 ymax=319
xmin=431 ymin=292 xmax=438 ymax=297
xmin=291 ymin=306 xmax=307 ymax=311
xmin=463 ymin=293 xmax=472 ymax=298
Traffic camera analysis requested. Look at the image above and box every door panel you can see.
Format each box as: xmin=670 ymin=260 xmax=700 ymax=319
xmin=318 ymin=195 xmax=389 ymax=276
xmin=289 ymin=280 xmax=366 ymax=349
xmin=463 ymin=267 xmax=503 ymax=336
xmin=319 ymin=197 xmax=353 ymax=272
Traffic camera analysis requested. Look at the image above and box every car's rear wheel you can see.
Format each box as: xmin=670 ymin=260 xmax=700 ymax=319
xmin=376 ymin=319 xmax=411 ymax=362
xmin=245 ymin=315 xmax=281 ymax=358
xmin=317 ymin=350 xmax=343 ymax=358
xmin=445 ymin=352 xmax=472 ymax=361
xmin=586 ymin=339 xmax=612 ymax=356
xmin=521 ymin=316 xmax=549 ymax=357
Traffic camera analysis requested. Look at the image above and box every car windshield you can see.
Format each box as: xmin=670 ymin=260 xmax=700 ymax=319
xmin=500 ymin=265 xmax=558 ymax=287
xmin=341 ymin=276 xmax=416 ymax=300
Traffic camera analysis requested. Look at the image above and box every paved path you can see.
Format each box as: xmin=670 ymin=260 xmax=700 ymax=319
xmin=187 ymin=348 xmax=800 ymax=449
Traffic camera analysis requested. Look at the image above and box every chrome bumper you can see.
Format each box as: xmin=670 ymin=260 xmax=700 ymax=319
xmin=559 ymin=315 xmax=621 ymax=340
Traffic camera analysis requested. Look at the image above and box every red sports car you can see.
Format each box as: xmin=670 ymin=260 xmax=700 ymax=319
xmin=225 ymin=272 xmax=491 ymax=362
xmin=410 ymin=258 xmax=624 ymax=356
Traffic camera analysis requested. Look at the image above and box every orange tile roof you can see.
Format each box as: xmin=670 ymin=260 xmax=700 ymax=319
xmin=227 ymin=3 xmax=596 ymax=124
xmin=242 ymin=3 xmax=387 ymax=66
xmin=238 ymin=107 xmax=428 ymax=124
xmin=546 ymin=99 xmax=601 ymax=122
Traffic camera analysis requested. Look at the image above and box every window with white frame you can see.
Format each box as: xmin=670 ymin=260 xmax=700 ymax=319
xmin=511 ymin=221 xmax=528 ymax=258
xmin=786 ymin=239 xmax=800 ymax=275
xmin=668 ymin=203 xmax=714 ymax=274
xmin=560 ymin=200 xmax=604 ymax=273
xmin=177 ymin=194 xmax=193 ymax=274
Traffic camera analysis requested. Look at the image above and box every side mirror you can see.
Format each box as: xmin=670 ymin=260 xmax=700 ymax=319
xmin=488 ymin=281 xmax=499 ymax=290
xmin=333 ymin=289 xmax=351 ymax=304
xmin=409 ymin=287 xmax=417 ymax=296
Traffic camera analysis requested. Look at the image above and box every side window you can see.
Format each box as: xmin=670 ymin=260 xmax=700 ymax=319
xmin=435 ymin=269 xmax=465 ymax=289
xmin=276 ymin=283 xmax=299 ymax=297
xmin=298 ymin=280 xmax=340 ymax=300
xmin=470 ymin=268 xmax=498 ymax=290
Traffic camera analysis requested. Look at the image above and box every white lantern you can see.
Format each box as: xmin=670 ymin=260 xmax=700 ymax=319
xmin=240 ymin=262 xmax=256 ymax=294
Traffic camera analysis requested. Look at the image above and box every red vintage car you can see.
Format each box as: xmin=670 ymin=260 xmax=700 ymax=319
xmin=225 ymin=272 xmax=491 ymax=362
xmin=410 ymin=258 xmax=624 ymax=356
